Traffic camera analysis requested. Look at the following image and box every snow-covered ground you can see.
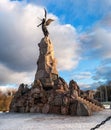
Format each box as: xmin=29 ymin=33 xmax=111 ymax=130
xmin=104 ymin=104 xmax=111 ymax=109
xmin=0 ymin=109 xmax=111 ymax=130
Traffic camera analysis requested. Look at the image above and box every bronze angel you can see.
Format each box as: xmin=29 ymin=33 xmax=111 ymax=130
xmin=37 ymin=9 xmax=54 ymax=37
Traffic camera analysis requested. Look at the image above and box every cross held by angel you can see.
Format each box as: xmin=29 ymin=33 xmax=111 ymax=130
xmin=37 ymin=9 xmax=54 ymax=37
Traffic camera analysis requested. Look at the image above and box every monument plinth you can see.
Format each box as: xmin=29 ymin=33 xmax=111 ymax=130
xmin=34 ymin=37 xmax=58 ymax=88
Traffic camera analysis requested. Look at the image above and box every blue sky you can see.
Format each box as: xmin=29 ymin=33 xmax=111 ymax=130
xmin=0 ymin=0 xmax=111 ymax=90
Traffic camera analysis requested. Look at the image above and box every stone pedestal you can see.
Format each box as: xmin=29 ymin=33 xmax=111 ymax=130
xmin=34 ymin=37 xmax=58 ymax=88
xmin=9 ymin=36 xmax=104 ymax=116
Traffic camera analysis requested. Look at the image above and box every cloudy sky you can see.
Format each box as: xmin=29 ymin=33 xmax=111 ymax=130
xmin=0 ymin=0 xmax=111 ymax=90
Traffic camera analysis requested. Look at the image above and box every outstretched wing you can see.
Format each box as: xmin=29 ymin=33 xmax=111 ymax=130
xmin=44 ymin=8 xmax=47 ymax=19
xmin=46 ymin=19 xmax=54 ymax=26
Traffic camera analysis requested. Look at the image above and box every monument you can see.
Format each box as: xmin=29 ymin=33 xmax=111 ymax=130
xmin=34 ymin=37 xmax=58 ymax=89
xmin=9 ymin=9 xmax=104 ymax=116
xmin=35 ymin=9 xmax=58 ymax=89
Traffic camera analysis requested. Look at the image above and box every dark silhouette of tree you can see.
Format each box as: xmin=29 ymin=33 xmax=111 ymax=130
xmin=94 ymin=82 xmax=111 ymax=102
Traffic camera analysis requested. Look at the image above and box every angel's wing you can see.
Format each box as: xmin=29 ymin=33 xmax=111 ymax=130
xmin=46 ymin=19 xmax=54 ymax=26
xmin=44 ymin=8 xmax=47 ymax=19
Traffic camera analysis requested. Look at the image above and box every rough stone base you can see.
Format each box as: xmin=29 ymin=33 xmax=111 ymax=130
xmin=9 ymin=78 xmax=104 ymax=116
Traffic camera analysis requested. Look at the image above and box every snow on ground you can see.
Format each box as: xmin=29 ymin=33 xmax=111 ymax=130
xmin=0 ymin=109 xmax=111 ymax=130
xmin=104 ymin=105 xmax=111 ymax=109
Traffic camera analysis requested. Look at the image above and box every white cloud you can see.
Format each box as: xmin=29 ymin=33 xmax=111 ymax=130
xmin=0 ymin=0 xmax=81 ymax=85
xmin=50 ymin=24 xmax=81 ymax=70
xmin=0 ymin=63 xmax=34 ymax=85
xmin=93 ymin=65 xmax=111 ymax=81
xmin=78 ymin=82 xmax=91 ymax=90
xmin=100 ymin=13 xmax=111 ymax=27
xmin=80 ymin=26 xmax=111 ymax=60
xmin=72 ymin=72 xmax=91 ymax=80
xmin=79 ymin=12 xmax=111 ymax=86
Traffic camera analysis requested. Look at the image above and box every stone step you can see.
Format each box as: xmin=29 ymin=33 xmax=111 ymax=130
xmin=77 ymin=97 xmax=103 ymax=112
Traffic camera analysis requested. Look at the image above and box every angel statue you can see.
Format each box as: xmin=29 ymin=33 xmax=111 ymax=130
xmin=37 ymin=9 xmax=54 ymax=37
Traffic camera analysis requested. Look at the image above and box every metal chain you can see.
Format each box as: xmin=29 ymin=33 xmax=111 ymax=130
xmin=90 ymin=116 xmax=111 ymax=130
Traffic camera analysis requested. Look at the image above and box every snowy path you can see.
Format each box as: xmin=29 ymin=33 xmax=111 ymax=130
xmin=0 ymin=109 xmax=111 ymax=130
